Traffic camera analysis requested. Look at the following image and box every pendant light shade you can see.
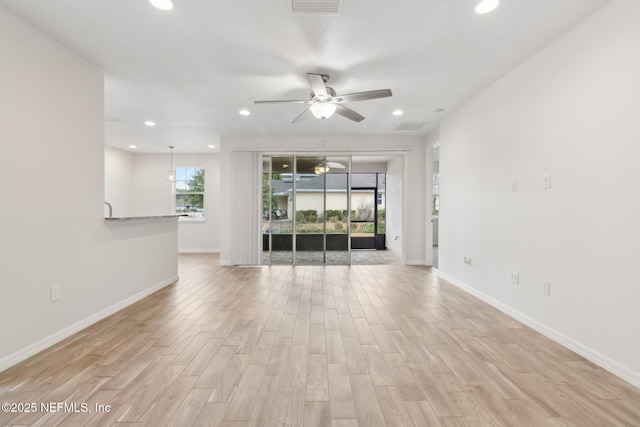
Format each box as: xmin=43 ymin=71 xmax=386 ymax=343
xmin=167 ymin=145 xmax=176 ymax=182
xmin=310 ymin=103 xmax=337 ymax=119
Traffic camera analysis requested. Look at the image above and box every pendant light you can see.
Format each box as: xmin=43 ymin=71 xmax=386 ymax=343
xmin=166 ymin=145 xmax=176 ymax=182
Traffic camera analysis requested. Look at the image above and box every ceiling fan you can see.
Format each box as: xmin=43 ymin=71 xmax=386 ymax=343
xmin=254 ymin=73 xmax=392 ymax=123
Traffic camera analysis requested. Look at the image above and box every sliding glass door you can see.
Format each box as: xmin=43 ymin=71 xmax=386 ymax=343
xmin=262 ymin=156 xmax=293 ymax=265
xmin=262 ymin=154 xmax=351 ymax=265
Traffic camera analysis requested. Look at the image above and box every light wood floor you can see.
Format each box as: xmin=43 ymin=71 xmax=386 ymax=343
xmin=1 ymin=254 xmax=639 ymax=426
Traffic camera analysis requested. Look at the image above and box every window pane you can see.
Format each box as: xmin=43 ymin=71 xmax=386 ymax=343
xmin=175 ymin=167 xmax=205 ymax=218
xmin=176 ymin=167 xmax=187 ymax=182
xmin=188 ymin=169 xmax=205 ymax=192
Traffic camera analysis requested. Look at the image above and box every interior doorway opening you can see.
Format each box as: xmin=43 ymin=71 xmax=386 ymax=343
xmin=432 ymin=144 xmax=440 ymax=268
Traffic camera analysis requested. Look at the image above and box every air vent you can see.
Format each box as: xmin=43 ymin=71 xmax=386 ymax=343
xmin=291 ymin=0 xmax=342 ymax=14
xmin=395 ymin=121 xmax=428 ymax=131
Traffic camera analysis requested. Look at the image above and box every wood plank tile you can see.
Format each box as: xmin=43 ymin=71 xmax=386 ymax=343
xmin=265 ymin=337 xmax=292 ymax=376
xmin=325 ymin=330 xmax=346 ymax=364
xmin=343 ymin=336 xmax=368 ymax=374
xmin=362 ymin=344 xmax=394 ymax=386
xmin=304 ymin=401 xmax=332 ymax=427
xmin=192 ymin=402 xmax=229 ymax=427
xmin=277 ymin=386 xmax=305 ymax=427
xmin=327 ymin=363 xmax=357 ymax=419
xmin=306 ymin=353 xmax=329 ymax=402
xmin=370 ymin=323 xmax=398 ymax=353
xmin=283 ymin=344 xmax=308 ymax=387
xmin=2 ymin=254 xmax=640 ymax=427
xmin=224 ymin=363 xmax=267 ymax=421
xmin=194 ymin=345 xmax=238 ymax=389
xmin=350 ymin=374 xmax=386 ymax=427
xmin=208 ymin=353 xmax=252 ymax=403
xmin=375 ymin=385 xmax=417 ymax=427
xmin=309 ymin=323 xmax=327 ymax=354
xmin=247 ymin=375 xmax=283 ymax=427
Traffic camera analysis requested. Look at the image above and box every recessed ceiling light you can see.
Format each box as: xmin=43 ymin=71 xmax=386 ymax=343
xmin=435 ymin=108 xmax=446 ymax=113
xmin=128 ymin=145 xmax=137 ymax=149
xmin=475 ymin=0 xmax=499 ymax=14
xmin=208 ymin=145 xmax=216 ymax=149
xmin=239 ymin=109 xmax=251 ymax=116
xmin=144 ymin=120 xmax=156 ymax=127
xmin=392 ymin=110 xmax=404 ymax=116
xmin=149 ymin=0 xmax=174 ymax=11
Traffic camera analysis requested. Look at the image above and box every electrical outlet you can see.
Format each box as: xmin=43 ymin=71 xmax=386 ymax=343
xmin=50 ymin=286 xmax=60 ymax=302
xmin=511 ymin=180 xmax=518 ymax=192
xmin=464 ymin=256 xmax=471 ymax=264
xmin=542 ymin=282 xmax=551 ymax=296
xmin=510 ymin=271 xmax=519 ymax=284
xmin=544 ymin=174 xmax=552 ymax=189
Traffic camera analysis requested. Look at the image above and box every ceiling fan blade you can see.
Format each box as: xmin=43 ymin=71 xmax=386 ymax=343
xmin=254 ymin=100 xmax=312 ymax=104
xmin=292 ymin=108 xmax=312 ymax=124
xmin=334 ymin=89 xmax=392 ymax=103
xmin=307 ymin=73 xmax=328 ymax=98
xmin=335 ymin=104 xmax=365 ymax=122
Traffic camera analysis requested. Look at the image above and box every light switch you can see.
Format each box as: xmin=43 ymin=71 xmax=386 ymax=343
xmin=544 ymin=174 xmax=552 ymax=189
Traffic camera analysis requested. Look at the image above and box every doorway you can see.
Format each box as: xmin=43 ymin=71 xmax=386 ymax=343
xmin=432 ymin=144 xmax=440 ymax=268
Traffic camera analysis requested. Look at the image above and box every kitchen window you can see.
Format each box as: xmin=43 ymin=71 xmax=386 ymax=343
xmin=175 ymin=167 xmax=205 ymax=220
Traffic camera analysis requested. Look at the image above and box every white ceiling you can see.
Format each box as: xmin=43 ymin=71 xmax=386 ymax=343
xmin=1 ymin=0 xmax=610 ymax=153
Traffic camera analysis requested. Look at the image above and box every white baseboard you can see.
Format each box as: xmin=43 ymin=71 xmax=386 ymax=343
xmin=405 ymin=259 xmax=426 ymax=266
xmin=178 ymin=249 xmax=220 ymax=253
xmin=0 ymin=275 xmax=179 ymax=374
xmin=437 ymin=271 xmax=640 ymax=390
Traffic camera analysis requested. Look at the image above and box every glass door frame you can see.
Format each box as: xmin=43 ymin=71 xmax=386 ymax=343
xmin=262 ymin=153 xmax=352 ymax=266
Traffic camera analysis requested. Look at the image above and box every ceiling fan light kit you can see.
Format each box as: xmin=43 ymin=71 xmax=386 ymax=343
xmin=310 ymin=103 xmax=337 ymax=119
xmin=149 ymin=0 xmax=174 ymax=11
xmin=475 ymin=0 xmax=500 ymax=14
xmin=255 ymin=73 xmax=392 ymax=123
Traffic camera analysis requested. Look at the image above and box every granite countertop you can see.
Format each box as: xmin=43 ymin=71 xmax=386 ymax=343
xmin=105 ymin=214 xmax=187 ymax=222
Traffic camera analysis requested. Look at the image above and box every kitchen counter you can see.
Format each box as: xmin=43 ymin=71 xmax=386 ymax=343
xmin=105 ymin=214 xmax=186 ymax=223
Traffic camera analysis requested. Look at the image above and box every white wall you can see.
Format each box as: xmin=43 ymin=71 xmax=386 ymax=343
xmin=130 ymin=152 xmax=220 ymax=252
xmin=131 ymin=154 xmax=174 ymax=216
xmin=0 ymin=7 xmax=178 ymax=371
xmin=220 ymin=136 xmax=425 ymax=265
xmin=352 ymin=161 xmax=388 ymax=172
xmin=105 ymin=146 xmax=134 ymax=217
xmin=438 ymin=0 xmax=640 ymax=387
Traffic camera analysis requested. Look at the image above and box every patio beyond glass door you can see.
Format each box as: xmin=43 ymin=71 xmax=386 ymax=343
xmin=262 ymin=154 xmax=350 ymax=265
xmin=350 ymin=188 xmax=377 ymax=250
